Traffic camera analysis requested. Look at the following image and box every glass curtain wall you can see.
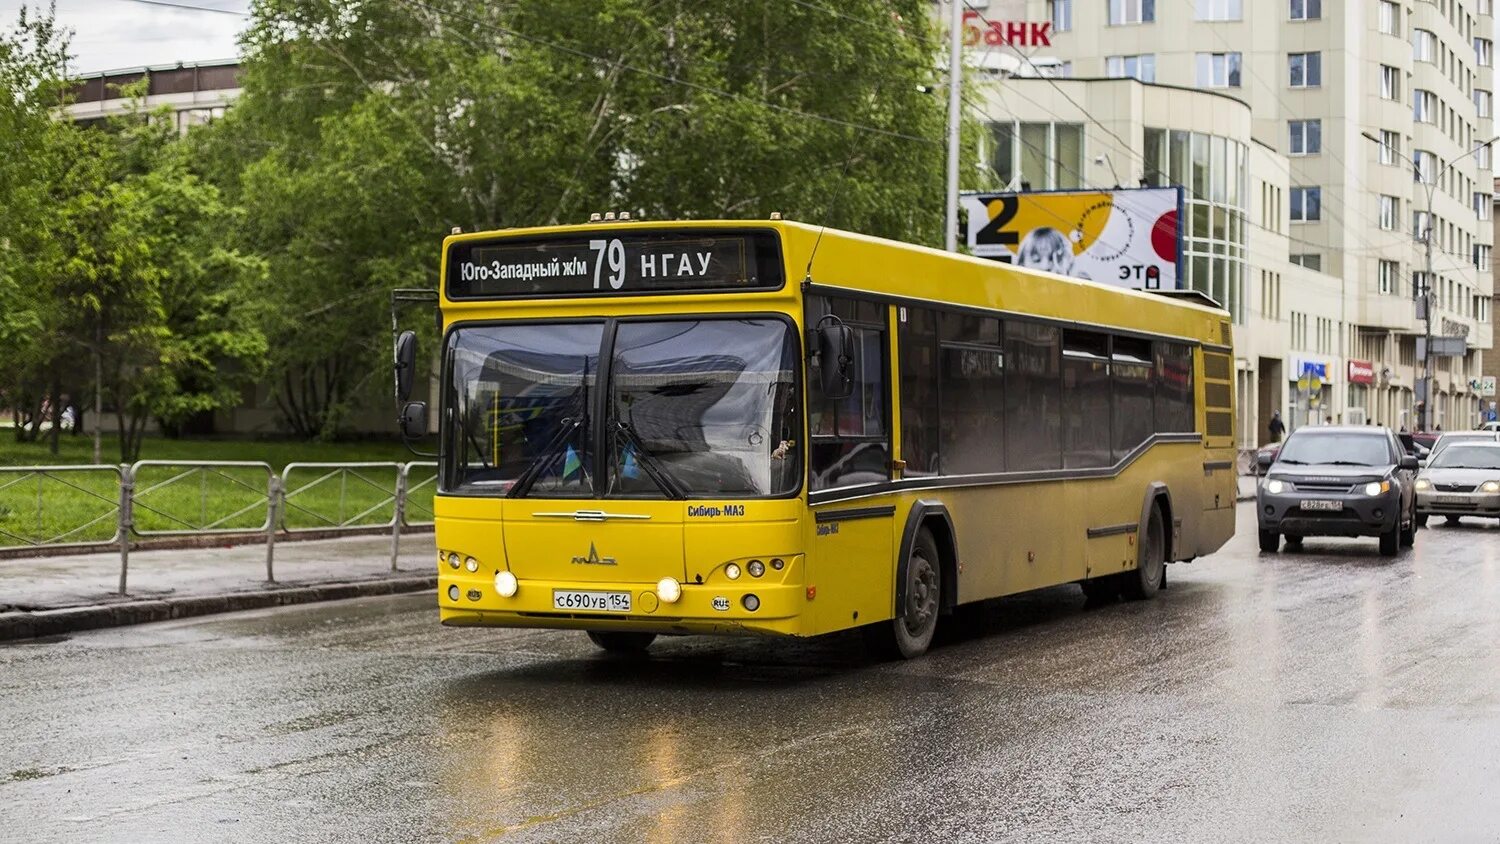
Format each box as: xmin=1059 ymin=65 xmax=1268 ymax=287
xmin=1143 ymin=127 xmax=1250 ymax=323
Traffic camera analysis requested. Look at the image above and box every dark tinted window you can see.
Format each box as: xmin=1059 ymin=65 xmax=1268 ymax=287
xmin=899 ymin=308 xmax=941 ymax=476
xmin=1005 ymin=320 xmax=1062 ymax=470
xmin=1155 ymin=342 xmax=1194 ymax=432
xmin=939 ymin=338 xmax=1006 ymax=475
xmin=1112 ymin=336 xmax=1155 ymax=458
xmin=1062 ymin=330 xmax=1112 ymax=469
xmin=808 ymin=296 xmax=889 ymax=491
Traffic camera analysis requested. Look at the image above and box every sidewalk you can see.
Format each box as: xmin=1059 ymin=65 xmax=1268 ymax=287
xmin=1238 ymin=474 xmax=1256 ymax=501
xmin=0 ymin=532 xmax=437 ymax=641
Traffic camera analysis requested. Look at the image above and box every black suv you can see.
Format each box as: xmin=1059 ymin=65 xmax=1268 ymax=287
xmin=1256 ymin=426 xmax=1419 ymax=557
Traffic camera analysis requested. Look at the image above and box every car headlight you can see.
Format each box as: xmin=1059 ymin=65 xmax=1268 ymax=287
xmin=1364 ymin=481 xmax=1390 ymax=496
xmin=1415 ymin=478 xmax=1431 ymax=490
xmin=1265 ymin=479 xmax=1285 ymax=494
xmin=1483 ymin=480 xmax=1500 ymax=493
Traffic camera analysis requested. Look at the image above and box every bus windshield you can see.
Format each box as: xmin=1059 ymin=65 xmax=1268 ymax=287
xmin=444 ymin=318 xmax=801 ymax=498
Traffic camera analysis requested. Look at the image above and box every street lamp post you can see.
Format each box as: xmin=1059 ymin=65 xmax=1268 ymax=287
xmin=1361 ymin=131 xmax=1497 ymax=431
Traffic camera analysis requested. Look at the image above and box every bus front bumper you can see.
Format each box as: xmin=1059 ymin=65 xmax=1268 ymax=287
xmin=437 ymin=572 xmax=807 ymax=636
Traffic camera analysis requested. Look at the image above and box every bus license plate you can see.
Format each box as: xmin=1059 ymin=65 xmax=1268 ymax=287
xmin=1300 ymin=499 xmax=1342 ymax=511
xmin=553 ymin=590 xmax=632 ymax=613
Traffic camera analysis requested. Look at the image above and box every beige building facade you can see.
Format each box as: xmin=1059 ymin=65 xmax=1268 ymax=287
xmin=964 ymin=0 xmax=1496 ymax=436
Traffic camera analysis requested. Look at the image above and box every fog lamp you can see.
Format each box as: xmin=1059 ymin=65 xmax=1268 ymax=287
xmin=447 ymin=585 xmax=460 ymax=601
xmin=725 ymin=563 xmax=742 ymax=580
xmin=447 ymin=552 xmax=461 ymax=569
xmin=747 ymin=560 xmax=765 ymax=578
xmin=657 ymin=576 xmax=682 ymax=604
xmin=494 ymin=570 xmax=518 ymax=597
xmin=742 ymin=594 xmax=760 ymax=612
xmin=465 ymin=556 xmax=479 ymax=572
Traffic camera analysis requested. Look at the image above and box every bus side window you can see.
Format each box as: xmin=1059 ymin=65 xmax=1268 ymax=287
xmin=808 ymin=295 xmax=890 ymax=491
xmin=1155 ymin=342 xmax=1195 ymax=433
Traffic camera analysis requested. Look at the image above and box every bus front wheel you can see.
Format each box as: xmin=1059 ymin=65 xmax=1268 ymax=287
xmin=866 ymin=527 xmax=942 ymax=659
xmin=586 ymin=631 xmax=657 ymax=654
xmin=1121 ymin=505 xmax=1166 ymax=601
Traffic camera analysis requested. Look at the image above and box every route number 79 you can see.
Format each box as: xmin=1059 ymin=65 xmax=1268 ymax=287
xmin=589 ymin=239 xmax=626 ymax=290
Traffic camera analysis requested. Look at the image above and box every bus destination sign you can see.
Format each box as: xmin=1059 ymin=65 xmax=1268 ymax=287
xmin=446 ymin=229 xmax=782 ymax=299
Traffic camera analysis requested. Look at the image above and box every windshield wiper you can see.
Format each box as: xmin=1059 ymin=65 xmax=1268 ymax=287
xmin=613 ymin=418 xmax=688 ymax=499
xmin=1319 ymin=460 xmax=1377 ymax=466
xmin=508 ymin=391 xmax=590 ymax=498
xmin=1277 ymin=458 xmax=1308 ymax=464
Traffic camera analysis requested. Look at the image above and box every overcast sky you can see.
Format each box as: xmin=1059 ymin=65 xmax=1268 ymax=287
xmin=0 ymin=0 xmax=248 ymax=74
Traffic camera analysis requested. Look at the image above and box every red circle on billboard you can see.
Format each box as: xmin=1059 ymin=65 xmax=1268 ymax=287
xmin=1151 ymin=210 xmax=1178 ymax=262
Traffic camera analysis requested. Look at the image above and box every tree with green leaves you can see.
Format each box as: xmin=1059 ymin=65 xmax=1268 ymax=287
xmin=199 ymin=0 xmax=975 ymax=439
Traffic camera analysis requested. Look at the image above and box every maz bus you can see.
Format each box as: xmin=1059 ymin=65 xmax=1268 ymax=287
xmin=393 ymin=217 xmax=1236 ymax=658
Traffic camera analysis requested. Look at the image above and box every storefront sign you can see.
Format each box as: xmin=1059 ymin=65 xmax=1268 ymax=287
xmin=962 ymin=10 xmax=1053 ymax=47
xmin=1347 ymin=359 xmax=1375 ymax=385
xmin=1470 ymin=376 xmax=1497 ymax=397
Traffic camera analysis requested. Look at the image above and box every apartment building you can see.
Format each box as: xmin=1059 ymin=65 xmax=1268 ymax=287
xmin=961 ymin=0 xmax=1495 ymax=435
xmin=64 ymin=59 xmax=240 ymax=132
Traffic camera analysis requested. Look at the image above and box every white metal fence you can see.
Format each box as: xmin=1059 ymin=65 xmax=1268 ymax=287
xmin=0 ymin=460 xmax=439 ymax=594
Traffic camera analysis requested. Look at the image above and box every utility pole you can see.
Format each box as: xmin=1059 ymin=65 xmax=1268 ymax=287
xmin=944 ymin=0 xmax=964 ymax=252
xmin=1421 ymin=200 xmax=1434 ymax=433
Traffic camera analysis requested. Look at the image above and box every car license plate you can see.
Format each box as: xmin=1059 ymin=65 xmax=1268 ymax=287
xmin=1300 ymin=499 xmax=1342 ymax=511
xmin=553 ymin=590 xmax=632 ymax=613
xmin=1436 ymin=495 xmax=1468 ymax=505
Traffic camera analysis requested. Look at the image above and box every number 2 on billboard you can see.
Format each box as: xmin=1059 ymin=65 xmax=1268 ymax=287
xmin=973 ymin=196 xmax=1020 ymax=247
xmin=588 ymin=238 xmax=626 ymax=289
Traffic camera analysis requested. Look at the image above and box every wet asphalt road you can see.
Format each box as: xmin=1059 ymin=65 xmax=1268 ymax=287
xmin=3 ymin=502 xmax=1500 ymax=843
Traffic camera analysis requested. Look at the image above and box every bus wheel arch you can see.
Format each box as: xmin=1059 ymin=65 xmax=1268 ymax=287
xmin=898 ymin=500 xmax=958 ymax=616
xmin=1141 ymin=482 xmax=1175 ymax=562
xmin=1123 ymin=485 xmax=1171 ymax=600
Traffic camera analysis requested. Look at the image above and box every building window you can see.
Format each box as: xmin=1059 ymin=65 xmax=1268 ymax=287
xmin=1477 ymin=38 xmax=1494 ymax=67
xmin=1481 ymin=0 xmax=1494 ymax=16
xmin=1291 ymin=253 xmax=1322 ymax=271
xmin=1414 ymin=149 xmax=1437 ymax=182
xmin=1049 ymin=0 xmax=1073 ymax=32
xmin=1288 ymin=52 xmax=1321 ymax=87
xmin=1478 ymin=141 xmax=1494 ymax=170
xmin=1290 ymin=186 xmax=1321 ymax=222
xmin=1379 ymin=194 xmax=1400 ymax=230
xmin=1109 ymin=0 xmax=1156 ymax=25
xmin=1414 ymin=29 xmax=1437 ymax=62
xmin=1414 ymin=209 xmax=1432 ymax=239
xmin=1288 ymin=119 xmax=1321 ymax=154
xmin=1380 ymin=64 xmax=1401 ymax=100
xmin=1197 ymin=0 xmax=1242 ymax=20
xmin=1477 ymin=89 xmax=1493 ymax=118
xmin=1379 ymin=0 xmax=1401 ymax=35
xmin=1378 ymin=129 xmax=1401 ymax=165
xmin=1413 ymin=89 xmax=1438 ymax=123
xmin=1378 ymin=259 xmax=1399 ymax=295
xmin=1289 ymin=0 xmax=1320 ymax=19
xmin=1106 ymin=54 xmax=1156 ymax=82
xmin=989 ymin=121 xmax=1086 ymax=191
xmin=1477 ymin=191 xmax=1493 ymax=220
xmin=1196 ymin=52 xmax=1243 ymax=88
xmin=1476 ymin=244 xmax=1492 ymax=271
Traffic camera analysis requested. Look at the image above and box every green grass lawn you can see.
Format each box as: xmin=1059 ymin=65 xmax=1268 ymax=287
xmin=0 ymin=435 xmax=437 ymax=548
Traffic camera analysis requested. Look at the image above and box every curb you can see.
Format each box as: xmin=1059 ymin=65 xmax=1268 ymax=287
xmin=0 ymin=574 xmax=436 ymax=643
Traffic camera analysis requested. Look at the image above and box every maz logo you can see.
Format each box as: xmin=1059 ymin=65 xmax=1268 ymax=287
xmin=571 ymin=542 xmax=617 ymax=566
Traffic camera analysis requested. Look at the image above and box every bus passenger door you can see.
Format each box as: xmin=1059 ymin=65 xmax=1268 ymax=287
xmin=804 ymin=294 xmax=895 ymax=634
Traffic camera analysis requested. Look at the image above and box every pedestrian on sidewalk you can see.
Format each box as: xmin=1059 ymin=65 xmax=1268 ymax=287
xmin=1268 ymin=411 xmax=1286 ymax=442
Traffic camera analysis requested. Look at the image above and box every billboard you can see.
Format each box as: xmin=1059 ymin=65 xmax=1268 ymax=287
xmin=962 ymin=187 xmax=1184 ymax=290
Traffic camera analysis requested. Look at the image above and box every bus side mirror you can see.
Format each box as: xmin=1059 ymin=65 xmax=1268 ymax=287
xmin=394 ymin=330 xmax=417 ymax=402
xmin=399 ymin=401 xmax=428 ymax=440
xmin=816 ymin=321 xmax=854 ymax=401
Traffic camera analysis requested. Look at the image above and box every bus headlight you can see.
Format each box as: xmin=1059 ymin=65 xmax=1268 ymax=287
xmin=1265 ymin=479 xmax=1285 ymax=494
xmin=1364 ymin=481 xmax=1390 ymax=496
xmin=725 ymin=563 xmax=742 ymax=580
xmin=1483 ymin=480 xmax=1500 ymax=493
xmin=494 ymin=570 xmax=518 ymax=597
xmin=447 ymin=552 xmax=461 ymax=569
xmin=464 ymin=556 xmax=479 ymax=572
xmin=1415 ymin=478 xmax=1431 ymax=491
xmin=657 ymin=577 xmax=682 ymax=604
xmin=747 ymin=560 xmax=765 ymax=578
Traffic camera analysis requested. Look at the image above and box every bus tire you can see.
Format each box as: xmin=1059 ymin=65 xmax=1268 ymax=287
xmin=866 ymin=527 xmax=941 ymax=659
xmin=586 ymin=631 xmax=657 ymax=654
xmin=1121 ymin=504 xmax=1166 ymax=601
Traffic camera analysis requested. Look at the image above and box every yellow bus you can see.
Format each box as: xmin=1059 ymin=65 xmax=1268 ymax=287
xmin=393 ymin=217 xmax=1236 ymax=658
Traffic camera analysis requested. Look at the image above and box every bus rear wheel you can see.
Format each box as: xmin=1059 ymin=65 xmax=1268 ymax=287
xmin=1121 ymin=505 xmax=1166 ymax=601
xmin=586 ymin=631 xmax=657 ymax=654
xmin=865 ymin=527 xmax=941 ymax=659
